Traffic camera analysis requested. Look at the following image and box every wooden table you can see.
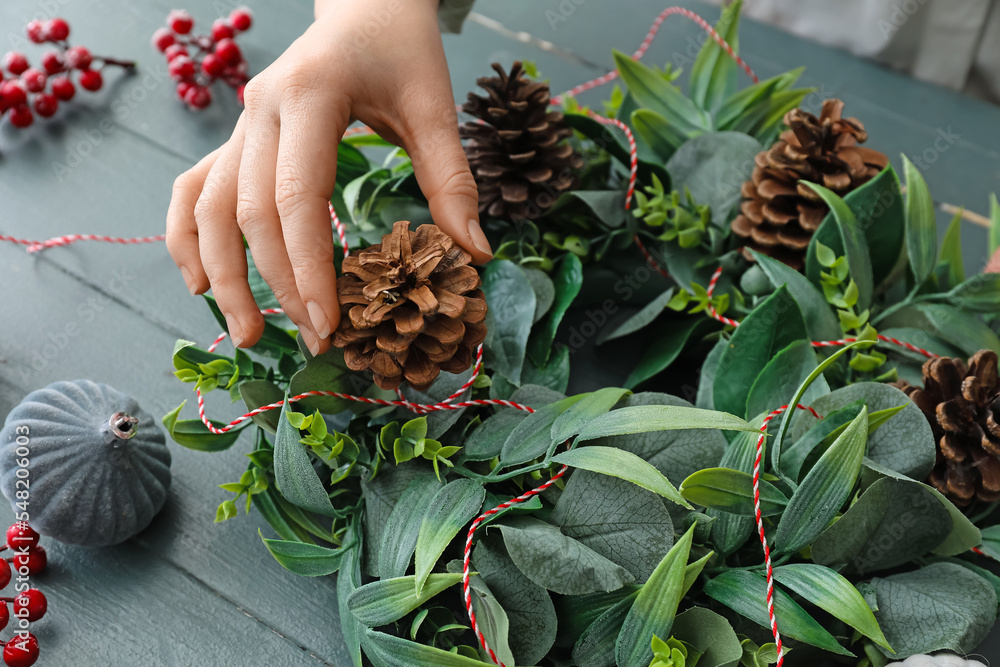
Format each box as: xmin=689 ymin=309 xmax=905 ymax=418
xmin=1 ymin=1 xmax=997 ymax=664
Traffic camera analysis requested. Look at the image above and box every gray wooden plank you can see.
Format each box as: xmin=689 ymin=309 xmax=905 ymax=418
xmin=0 ymin=246 xmax=350 ymax=665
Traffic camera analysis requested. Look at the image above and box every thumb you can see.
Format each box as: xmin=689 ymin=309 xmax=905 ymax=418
xmin=405 ymin=114 xmax=493 ymax=264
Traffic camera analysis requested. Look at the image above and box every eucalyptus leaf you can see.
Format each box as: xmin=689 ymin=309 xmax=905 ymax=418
xmin=274 ymin=397 xmax=337 ymax=517
xmin=483 ymin=260 xmax=536 ymax=385
xmin=551 ymin=470 xmax=675 ymax=582
xmin=522 ymin=266 xmax=556 ymax=324
xmin=670 ymin=607 xmax=744 ymax=667
xmin=288 ymin=345 xmax=359 ymax=415
xmin=493 ymin=516 xmax=635 ymax=595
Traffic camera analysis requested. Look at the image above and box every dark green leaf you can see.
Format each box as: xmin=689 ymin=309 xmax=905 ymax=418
xmin=708 ymin=414 xmax=766 ymax=557
xmin=942 ymin=273 xmax=1000 ymax=313
xmin=670 ymin=607 xmax=743 ymax=667
xmin=203 ymin=294 xmax=297 ymax=358
xmin=494 ymin=517 xmax=635 ymax=595
xmin=869 ymin=563 xmax=997 ymax=657
xmin=414 ymin=479 xmax=485 ymax=594
xmin=288 ymin=345 xmax=360 ymax=415
xmin=745 ymin=340 xmax=824 ymax=421
xmin=938 ymin=208 xmax=965 ymax=288
xmin=775 ymin=408 xmax=868 ymax=554
xmin=713 ymin=285 xmax=808 ymax=417
xmin=843 ymin=165 xmax=906 ymax=287
xmin=274 ymin=397 xmax=337 ymax=517
xmin=572 ymin=593 xmax=637 ymax=667
xmin=780 ymin=402 xmax=864 ymax=482
xmin=680 ymin=467 xmax=788 ymax=516
xmin=522 ymin=266 xmax=555 ymax=324
xmin=528 ymin=254 xmax=584 ymax=366
xmin=462 ymin=409 xmax=530 ymax=462
xmin=615 ymin=525 xmax=694 ymax=667
xmin=902 ymin=155 xmax=938 ymax=287
xmin=598 ymin=288 xmax=674 ymax=345
xmin=239 ymin=380 xmax=285 ymax=434
xmin=705 ymin=571 xmax=853 ymax=656
xmin=715 ymin=67 xmax=804 ymax=130
xmin=360 ymin=464 xmax=436 ymax=576
xmin=552 ymin=190 xmax=628 ymax=229
xmin=631 ymin=108 xmax=685 ymax=161
xmin=563 ymin=112 xmax=672 ymax=187
xmin=625 ymin=317 xmax=714 ymax=389
xmin=338 ymin=522 xmax=364 ymax=667
xmin=162 ymin=402 xmax=243 ymax=452
xmin=688 ymin=0 xmax=742 ymax=113
xmin=551 ymin=387 xmax=630 ymax=443
xmin=465 ymin=573 xmax=515 ymax=665
xmin=613 ymin=50 xmax=711 ymax=135
xmin=483 ymin=260 xmax=536 ymax=385
xmin=500 ymin=394 xmax=584 ymax=466
xmin=261 ymin=532 xmax=355 ymax=576
xmin=750 ymin=249 xmax=842 ymax=342
xmin=378 ymin=475 xmax=443 ymax=579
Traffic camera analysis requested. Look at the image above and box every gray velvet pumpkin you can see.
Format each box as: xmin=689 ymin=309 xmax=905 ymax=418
xmin=0 ymin=380 xmax=171 ymax=547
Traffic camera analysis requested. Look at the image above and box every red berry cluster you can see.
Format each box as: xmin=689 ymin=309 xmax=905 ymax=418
xmin=0 ymin=524 xmax=47 ymax=667
xmin=0 ymin=18 xmax=135 ymax=129
xmin=153 ymin=8 xmax=253 ymax=111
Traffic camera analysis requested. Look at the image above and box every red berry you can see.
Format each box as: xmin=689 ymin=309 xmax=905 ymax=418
xmin=45 ymin=18 xmax=70 ymax=41
xmin=3 ymin=53 xmax=29 ymax=76
xmin=211 ymin=19 xmax=235 ymax=42
xmin=32 ymin=93 xmax=57 ymax=118
xmin=152 ymin=27 xmax=176 ymax=52
xmin=163 ymin=44 xmax=188 ymax=62
xmin=19 ymin=69 xmax=46 ymax=93
xmin=3 ymin=633 xmax=39 ymax=667
xmin=0 ymin=604 xmax=8 ymax=632
xmin=12 ymin=590 xmax=47 ymax=623
xmin=40 ymin=51 xmax=63 ymax=74
xmin=8 ymin=104 xmax=33 ymax=128
xmin=214 ymin=38 xmax=242 ymax=66
xmin=168 ymin=10 xmax=194 ymax=35
xmin=50 ymin=76 xmax=75 ymax=101
xmin=25 ymin=21 xmax=46 ymax=44
xmin=0 ymin=82 xmax=27 ymax=107
xmin=168 ymin=56 xmax=196 ymax=81
xmin=236 ymin=83 xmax=246 ymax=105
xmin=78 ymin=69 xmax=103 ymax=92
xmin=184 ymin=85 xmax=212 ymax=110
xmin=0 ymin=561 xmax=11 ymax=590
xmin=65 ymin=46 xmax=92 ymax=70
xmin=176 ymin=80 xmax=194 ymax=100
xmin=229 ymin=8 xmax=253 ymax=32
xmin=10 ymin=546 xmax=46 ymax=576
xmin=201 ymin=53 xmax=225 ymax=78
xmin=6 ymin=524 xmax=38 ymax=550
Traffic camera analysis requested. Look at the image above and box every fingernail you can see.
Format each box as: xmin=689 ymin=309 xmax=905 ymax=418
xmin=223 ymin=312 xmax=244 ymax=347
xmin=302 ymin=329 xmax=321 ymax=357
xmin=467 ymin=219 xmax=493 ymax=258
xmin=305 ymin=300 xmax=332 ymax=339
xmin=180 ymin=266 xmax=198 ymax=295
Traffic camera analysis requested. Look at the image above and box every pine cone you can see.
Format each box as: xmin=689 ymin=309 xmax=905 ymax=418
xmin=332 ymin=221 xmax=488 ymax=392
xmin=460 ymin=61 xmax=583 ymax=222
xmin=731 ymin=99 xmax=889 ymax=270
xmin=893 ymin=350 xmax=1000 ymax=506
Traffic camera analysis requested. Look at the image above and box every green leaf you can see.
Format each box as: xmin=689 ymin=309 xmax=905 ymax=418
xmin=162 ymin=402 xmax=244 ymax=452
xmin=625 ymin=318 xmax=714 ymax=389
xmin=552 ymin=190 xmax=628 ymax=228
xmin=552 ymin=470 xmax=675 ymax=582
xmin=576 ymin=405 xmax=758 ymax=442
xmin=347 ymin=573 xmax=464 ymax=627
xmin=869 ymin=563 xmax=997 ymax=657
xmin=588 ymin=392 xmax=727 ymax=488
xmin=715 ymin=67 xmax=804 ymax=130
xmin=551 ymin=387 xmax=630 ymax=443
xmin=598 ymin=288 xmax=675 ymax=345
xmin=708 ymin=414 xmax=766 ymax=557
xmin=631 ymin=109 xmax=685 ymax=161
xmin=483 ymin=260 xmax=536 ymax=385
xmin=464 ymin=572 xmax=516 ymax=665
xmin=942 ymin=272 xmax=1000 ymax=313
xmin=572 ymin=593 xmax=638 ymax=667
xmin=473 ymin=537 xmax=558 ymax=665
xmin=337 ymin=521 xmax=364 ymax=667
xmin=750 ymin=249 xmax=842 ymax=342
xmin=688 ymin=0 xmax=742 ymax=113
xmin=363 ymin=629 xmax=494 ymax=667
xmin=991 ymin=193 xmax=1000 ymax=255
xmin=801 ymin=182 xmax=874 ymax=312
xmin=288 ymin=345 xmax=359 ymax=415
xmin=553 ymin=446 xmax=690 ymax=508
xmin=811 ymin=477 xmax=951 ymax=574
xmin=899 ymin=303 xmax=1000 ymax=355
xmin=378 ymin=475 xmax=443 ymax=579
xmin=494 ymin=517 xmax=635 ymax=594
xmin=615 ymin=525 xmax=694 ymax=667
xmin=680 ymin=467 xmax=788 ymax=517
xmin=360 ymin=466 xmax=437 ymax=577
xmin=522 ymin=266 xmax=555 ymax=324
xmin=462 ymin=409 xmax=530 ymax=462
xmin=239 ymin=380 xmax=285 ymax=434
xmin=773 ymin=564 xmax=891 ymax=650
xmin=938 ymin=208 xmax=965 ymax=288
xmin=775 ymin=408 xmax=868 ymax=554
xmin=261 ymin=533 xmax=355 ymax=576
xmin=274 ymin=397 xmax=337 ymax=517
xmin=745 ymin=340 xmax=824 ymax=422
xmin=613 ymin=50 xmax=711 ymax=134
xmin=563 ymin=112 xmax=672 ymax=187
xmin=713 ymin=285 xmax=808 ymax=418
xmin=499 ymin=394 xmax=584 ymax=466
xmin=665 ymin=132 xmax=763 ymax=228
xmin=670 ymin=607 xmax=743 ymax=667
xmin=842 ymin=166 xmax=906 ymax=287
xmin=779 ymin=402 xmax=864 ymax=482
xmin=414 ymin=479 xmax=486 ymax=594
xmin=705 ymin=571 xmax=853 ymax=656
xmin=902 ymin=155 xmax=938 ymax=287
xmin=528 ymin=254 xmax=583 ymax=366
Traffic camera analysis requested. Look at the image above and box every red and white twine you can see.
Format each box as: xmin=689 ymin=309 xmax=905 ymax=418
xmin=0 ymin=7 xmax=943 ymax=664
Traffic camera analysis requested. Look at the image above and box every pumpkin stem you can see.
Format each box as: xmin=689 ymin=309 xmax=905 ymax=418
xmin=108 ymin=412 xmax=138 ymax=440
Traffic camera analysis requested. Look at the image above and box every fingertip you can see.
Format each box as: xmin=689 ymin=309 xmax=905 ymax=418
xmin=466 ymin=218 xmax=493 ymax=265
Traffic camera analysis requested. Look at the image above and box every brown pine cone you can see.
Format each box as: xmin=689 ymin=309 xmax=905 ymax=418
xmin=893 ymin=350 xmax=1000 ymax=506
xmin=460 ymin=61 xmax=583 ymax=222
xmin=332 ymin=221 xmax=488 ymax=391
xmin=731 ymin=99 xmax=889 ymax=270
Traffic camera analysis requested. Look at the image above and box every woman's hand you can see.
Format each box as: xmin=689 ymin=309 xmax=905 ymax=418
xmin=166 ymin=0 xmax=492 ymax=356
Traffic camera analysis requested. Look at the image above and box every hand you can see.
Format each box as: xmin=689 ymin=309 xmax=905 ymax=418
xmin=166 ymin=0 xmax=492 ymax=357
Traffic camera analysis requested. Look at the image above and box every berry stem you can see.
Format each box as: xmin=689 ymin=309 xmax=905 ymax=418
xmin=95 ymin=55 xmax=137 ymax=71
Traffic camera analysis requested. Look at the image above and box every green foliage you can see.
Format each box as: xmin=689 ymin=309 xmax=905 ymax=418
xmin=380 ymin=418 xmax=462 ymax=480
xmin=633 ymin=176 xmax=710 ymax=248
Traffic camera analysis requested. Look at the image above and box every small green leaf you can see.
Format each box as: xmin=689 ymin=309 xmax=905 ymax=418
xmin=902 ymin=155 xmax=938 ymax=287
xmin=680 ymin=467 xmax=788 ymax=516
xmin=775 ymin=408 xmax=868 ymax=554
xmin=552 ymin=446 xmax=690 ymax=508
xmin=348 ymin=573 xmax=464 ymax=627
